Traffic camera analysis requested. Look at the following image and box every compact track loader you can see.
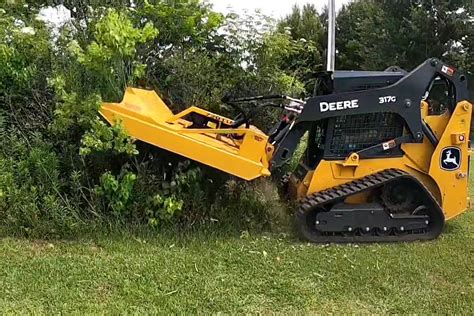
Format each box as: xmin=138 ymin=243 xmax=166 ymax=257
xmin=100 ymin=58 xmax=472 ymax=243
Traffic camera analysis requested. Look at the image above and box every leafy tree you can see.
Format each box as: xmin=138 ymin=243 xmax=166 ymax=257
xmin=0 ymin=2 xmax=53 ymax=136
xmin=278 ymin=4 xmax=324 ymax=44
xmin=154 ymin=10 xmax=306 ymax=121
xmin=394 ymin=0 xmax=473 ymax=70
xmin=277 ymin=4 xmax=325 ymax=93
xmin=67 ymin=9 xmax=158 ymax=100
xmin=335 ymin=0 xmax=388 ymax=70
xmin=0 ymin=6 xmax=51 ymax=97
xmin=336 ymin=0 xmax=474 ymax=71
xmin=137 ymin=0 xmax=223 ymax=49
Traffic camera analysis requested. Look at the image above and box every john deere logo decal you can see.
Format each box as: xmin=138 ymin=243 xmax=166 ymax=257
xmin=440 ymin=147 xmax=461 ymax=171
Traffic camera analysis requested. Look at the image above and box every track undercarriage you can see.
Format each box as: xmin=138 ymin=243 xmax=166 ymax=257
xmin=296 ymin=169 xmax=445 ymax=243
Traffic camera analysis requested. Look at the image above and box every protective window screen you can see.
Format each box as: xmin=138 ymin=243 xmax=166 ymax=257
xmin=426 ymin=76 xmax=453 ymax=116
xmin=328 ymin=113 xmax=404 ymax=156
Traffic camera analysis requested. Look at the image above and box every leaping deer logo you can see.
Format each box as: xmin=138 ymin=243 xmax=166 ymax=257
xmin=443 ymin=150 xmax=459 ymax=168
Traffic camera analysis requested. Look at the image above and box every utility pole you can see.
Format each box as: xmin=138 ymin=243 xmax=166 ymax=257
xmin=327 ymin=0 xmax=336 ymax=72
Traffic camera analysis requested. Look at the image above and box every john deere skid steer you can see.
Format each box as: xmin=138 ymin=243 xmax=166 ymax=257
xmin=100 ymin=58 xmax=472 ymax=243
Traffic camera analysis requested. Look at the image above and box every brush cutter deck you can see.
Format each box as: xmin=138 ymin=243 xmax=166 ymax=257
xmin=100 ymin=87 xmax=273 ymax=180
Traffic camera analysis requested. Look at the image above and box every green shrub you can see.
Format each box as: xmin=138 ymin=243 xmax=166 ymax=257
xmin=146 ymin=194 xmax=184 ymax=227
xmin=80 ymin=120 xmax=138 ymax=157
xmin=49 ymin=76 xmax=102 ymax=139
xmin=95 ymin=170 xmax=137 ymax=216
xmin=0 ymin=2 xmax=307 ymax=237
xmin=66 ymin=8 xmax=158 ymax=100
xmin=0 ymin=9 xmax=51 ymax=97
xmin=0 ymin=134 xmax=81 ymax=237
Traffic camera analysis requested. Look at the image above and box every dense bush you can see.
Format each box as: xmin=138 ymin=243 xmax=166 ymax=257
xmin=0 ymin=0 xmax=472 ymax=238
xmin=0 ymin=132 xmax=80 ymax=236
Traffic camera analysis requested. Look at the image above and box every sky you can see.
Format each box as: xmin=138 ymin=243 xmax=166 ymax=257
xmin=211 ymin=0 xmax=350 ymax=17
xmin=40 ymin=0 xmax=351 ymax=26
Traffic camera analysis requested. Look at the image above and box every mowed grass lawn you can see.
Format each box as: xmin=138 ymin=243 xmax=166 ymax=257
xmin=0 ymin=185 xmax=473 ymax=314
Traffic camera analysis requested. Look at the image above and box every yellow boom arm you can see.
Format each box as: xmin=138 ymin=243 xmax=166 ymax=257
xmin=100 ymin=87 xmax=274 ymax=180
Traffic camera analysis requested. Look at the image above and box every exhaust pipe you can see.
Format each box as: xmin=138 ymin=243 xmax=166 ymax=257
xmin=326 ymin=0 xmax=336 ymax=72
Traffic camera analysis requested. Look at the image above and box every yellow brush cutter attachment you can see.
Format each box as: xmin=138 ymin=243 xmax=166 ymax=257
xmin=100 ymin=87 xmax=273 ymax=180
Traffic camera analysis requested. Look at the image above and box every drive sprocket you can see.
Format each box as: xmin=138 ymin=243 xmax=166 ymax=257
xmin=380 ymin=179 xmax=421 ymax=213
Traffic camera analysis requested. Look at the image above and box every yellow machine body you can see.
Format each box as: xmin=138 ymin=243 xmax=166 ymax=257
xmin=100 ymin=87 xmax=273 ymax=181
xmin=289 ymin=100 xmax=473 ymax=221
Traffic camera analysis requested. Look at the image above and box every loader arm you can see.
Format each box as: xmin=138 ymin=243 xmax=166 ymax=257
xmin=271 ymin=58 xmax=470 ymax=167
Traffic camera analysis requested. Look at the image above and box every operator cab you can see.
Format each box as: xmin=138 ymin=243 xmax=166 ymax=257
xmin=303 ymin=68 xmax=408 ymax=171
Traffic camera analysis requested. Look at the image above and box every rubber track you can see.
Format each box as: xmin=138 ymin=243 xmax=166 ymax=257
xmin=296 ymin=169 xmax=444 ymax=243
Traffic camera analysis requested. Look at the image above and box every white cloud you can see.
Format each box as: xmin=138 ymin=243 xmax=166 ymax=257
xmin=210 ymin=0 xmax=351 ymax=18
